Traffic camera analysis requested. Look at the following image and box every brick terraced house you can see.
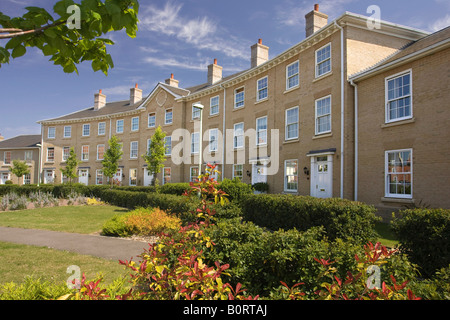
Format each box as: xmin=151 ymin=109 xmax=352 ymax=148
xmin=34 ymin=5 xmax=449 ymax=213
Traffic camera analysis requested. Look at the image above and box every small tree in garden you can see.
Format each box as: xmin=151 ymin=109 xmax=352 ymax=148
xmin=102 ymin=135 xmax=123 ymax=188
xmin=60 ymin=147 xmax=79 ymax=186
xmin=142 ymin=126 xmax=166 ymax=187
xmin=10 ymin=159 xmax=30 ymax=184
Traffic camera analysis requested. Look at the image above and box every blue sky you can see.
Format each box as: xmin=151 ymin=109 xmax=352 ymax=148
xmin=0 ymin=0 xmax=449 ymax=139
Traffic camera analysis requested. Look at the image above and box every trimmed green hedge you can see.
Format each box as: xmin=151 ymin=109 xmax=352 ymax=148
xmin=391 ymin=208 xmax=450 ymax=278
xmin=239 ymin=194 xmax=380 ymax=244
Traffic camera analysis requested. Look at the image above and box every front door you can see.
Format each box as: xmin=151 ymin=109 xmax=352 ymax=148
xmin=44 ymin=169 xmax=54 ymax=184
xmin=143 ymin=168 xmax=154 ymax=186
xmin=251 ymin=164 xmax=267 ymax=185
xmin=114 ymin=168 xmax=123 ymax=185
xmin=78 ymin=169 xmax=89 ymax=185
xmin=0 ymin=172 xmax=10 ymax=184
xmin=311 ymin=156 xmax=333 ymax=198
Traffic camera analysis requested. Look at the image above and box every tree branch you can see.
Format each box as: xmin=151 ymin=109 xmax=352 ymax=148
xmin=0 ymin=21 xmax=66 ymax=40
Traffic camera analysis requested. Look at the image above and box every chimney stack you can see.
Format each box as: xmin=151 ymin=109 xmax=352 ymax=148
xmin=130 ymin=83 xmax=143 ymax=105
xmin=207 ymin=59 xmax=223 ymax=85
xmin=94 ymin=89 xmax=106 ymax=110
xmin=305 ymin=4 xmax=328 ymax=38
xmin=251 ymin=38 xmax=269 ymax=68
xmin=165 ymin=73 xmax=179 ymax=88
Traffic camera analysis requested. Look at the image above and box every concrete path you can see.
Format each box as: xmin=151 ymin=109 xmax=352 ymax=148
xmin=0 ymin=226 xmax=151 ymax=261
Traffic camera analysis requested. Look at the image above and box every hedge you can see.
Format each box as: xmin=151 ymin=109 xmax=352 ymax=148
xmin=239 ymin=194 xmax=380 ymax=244
xmin=391 ymin=208 xmax=450 ymax=278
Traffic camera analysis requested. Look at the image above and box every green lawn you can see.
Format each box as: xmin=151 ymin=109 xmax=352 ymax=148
xmin=0 ymin=241 xmax=129 ymax=285
xmin=375 ymin=221 xmax=399 ymax=248
xmin=0 ymin=205 xmax=129 ymax=234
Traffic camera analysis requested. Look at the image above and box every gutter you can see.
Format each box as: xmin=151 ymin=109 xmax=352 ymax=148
xmin=349 ymin=80 xmax=358 ymax=201
xmin=334 ymin=20 xmax=345 ymax=199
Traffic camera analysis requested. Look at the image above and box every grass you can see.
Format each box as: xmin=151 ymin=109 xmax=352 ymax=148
xmin=0 ymin=241 xmax=129 ymax=286
xmin=0 ymin=205 xmax=129 ymax=234
xmin=375 ymin=221 xmax=399 ymax=248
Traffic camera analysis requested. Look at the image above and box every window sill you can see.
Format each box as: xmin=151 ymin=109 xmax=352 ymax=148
xmin=283 ymin=139 xmax=299 ymax=145
xmin=313 ymin=71 xmax=333 ymax=83
xmin=312 ymin=132 xmax=332 ymax=140
xmin=255 ymin=98 xmax=268 ymax=105
xmin=284 ymin=86 xmax=299 ymax=94
xmin=208 ymin=113 xmax=220 ymax=119
xmin=233 ymin=106 xmax=245 ymax=111
xmin=381 ymin=197 xmax=414 ymax=204
xmin=381 ymin=117 xmax=415 ymax=128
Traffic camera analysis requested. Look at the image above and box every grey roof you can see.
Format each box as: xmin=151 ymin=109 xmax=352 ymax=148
xmin=0 ymin=135 xmax=41 ymax=149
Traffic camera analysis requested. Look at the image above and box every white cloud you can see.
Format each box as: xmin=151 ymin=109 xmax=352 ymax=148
xmin=143 ymin=55 xmax=210 ymax=72
xmin=429 ymin=14 xmax=450 ymax=32
xmin=139 ymin=1 xmax=248 ymax=60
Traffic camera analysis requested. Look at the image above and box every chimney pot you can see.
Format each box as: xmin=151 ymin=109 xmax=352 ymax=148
xmin=94 ymin=90 xmax=106 ymax=110
xmin=130 ymin=83 xmax=142 ymax=105
xmin=208 ymin=59 xmax=222 ymax=85
xmin=251 ymin=39 xmax=269 ymax=68
xmin=165 ymin=73 xmax=179 ymax=87
xmin=305 ymin=4 xmax=328 ymax=37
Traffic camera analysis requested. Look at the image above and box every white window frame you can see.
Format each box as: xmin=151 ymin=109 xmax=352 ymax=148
xmin=191 ymin=132 xmax=199 ymax=154
xmin=385 ymin=69 xmax=413 ymax=123
xmin=256 ymin=116 xmax=268 ymax=146
xmin=315 ymin=95 xmax=332 ymax=135
xmin=97 ymin=144 xmax=105 ymax=160
xmin=131 ymin=117 xmax=139 ymax=132
xmin=81 ymin=145 xmax=89 ymax=161
xmin=163 ymin=167 xmax=171 ymax=185
xmin=46 ymin=147 xmax=55 ymax=162
xmin=233 ymin=123 xmax=244 ymax=149
xmin=129 ymin=168 xmax=137 ymax=186
xmin=190 ymin=166 xmax=199 ymax=182
xmin=96 ymin=169 xmax=103 ymax=185
xmin=385 ymin=149 xmax=413 ymax=199
xmin=4 ymin=151 xmax=11 ymax=164
xmin=286 ymin=60 xmax=299 ymax=90
xmin=165 ymin=109 xmax=173 ymax=125
xmin=64 ymin=126 xmax=71 ymax=138
xmin=146 ymin=139 xmax=152 ymax=154
xmin=164 ymin=136 xmax=172 ymax=156
xmin=130 ymin=141 xmax=138 ymax=159
xmin=233 ymin=164 xmax=243 ymax=180
xmin=209 ymin=128 xmax=219 ymax=152
xmin=315 ymin=43 xmax=332 ymax=78
xmin=148 ymin=113 xmax=156 ymax=128
xmin=285 ymin=106 xmax=299 ymax=140
xmin=116 ymin=119 xmax=124 ymax=133
xmin=256 ymin=76 xmax=268 ymax=101
xmin=62 ymin=147 xmax=70 ymax=162
xmin=48 ymin=127 xmax=56 ymax=139
xmin=210 ymin=96 xmax=220 ymax=116
xmin=23 ymin=173 xmax=31 ymax=185
xmin=192 ymin=102 xmax=201 ymax=120
xmin=234 ymin=87 xmax=245 ymax=109
xmin=98 ymin=122 xmax=106 ymax=136
xmin=24 ymin=150 xmax=33 ymax=161
xmin=284 ymin=159 xmax=298 ymax=192
xmin=82 ymin=124 xmax=90 ymax=137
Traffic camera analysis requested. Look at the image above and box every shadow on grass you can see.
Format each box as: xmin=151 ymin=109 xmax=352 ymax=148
xmin=375 ymin=221 xmax=399 ymax=248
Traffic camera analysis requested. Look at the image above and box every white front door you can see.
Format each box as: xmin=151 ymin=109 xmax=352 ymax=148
xmin=143 ymin=168 xmax=154 ymax=186
xmin=44 ymin=169 xmax=55 ymax=184
xmin=0 ymin=172 xmax=10 ymax=184
xmin=251 ymin=164 xmax=267 ymax=185
xmin=78 ymin=169 xmax=89 ymax=185
xmin=311 ymin=156 xmax=333 ymax=198
xmin=114 ymin=168 xmax=123 ymax=185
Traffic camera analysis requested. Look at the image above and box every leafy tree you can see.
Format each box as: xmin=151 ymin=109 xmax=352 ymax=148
xmin=142 ymin=126 xmax=166 ymax=187
xmin=60 ymin=147 xmax=79 ymax=185
xmin=0 ymin=0 xmax=139 ymax=75
xmin=102 ymin=135 xmax=123 ymax=188
xmin=10 ymin=159 xmax=30 ymax=184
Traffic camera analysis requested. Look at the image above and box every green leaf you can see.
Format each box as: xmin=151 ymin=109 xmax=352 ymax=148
xmin=11 ymin=45 xmax=26 ymax=58
xmin=44 ymin=27 xmax=57 ymax=38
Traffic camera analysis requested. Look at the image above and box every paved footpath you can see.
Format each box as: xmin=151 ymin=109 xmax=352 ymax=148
xmin=0 ymin=226 xmax=151 ymax=261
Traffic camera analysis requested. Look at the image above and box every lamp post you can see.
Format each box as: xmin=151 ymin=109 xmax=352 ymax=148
xmin=36 ymin=143 xmax=41 ymax=186
xmin=192 ymin=103 xmax=204 ymax=175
